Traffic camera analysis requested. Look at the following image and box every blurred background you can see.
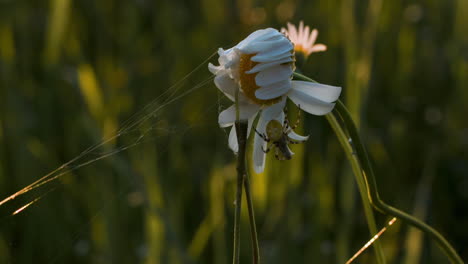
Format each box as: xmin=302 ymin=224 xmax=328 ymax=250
xmin=0 ymin=0 xmax=467 ymax=263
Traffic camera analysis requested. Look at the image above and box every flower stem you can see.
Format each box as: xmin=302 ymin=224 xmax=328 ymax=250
xmin=294 ymin=72 xmax=385 ymax=263
xmin=232 ymin=88 xmax=244 ymax=264
xmin=243 ymin=173 xmax=260 ymax=264
xmin=232 ymin=120 xmax=247 ymax=264
xmin=326 ymin=112 xmax=386 ymax=264
xmin=293 ymin=72 xmax=463 ymax=264
xmin=334 ymin=100 xmax=463 ymax=264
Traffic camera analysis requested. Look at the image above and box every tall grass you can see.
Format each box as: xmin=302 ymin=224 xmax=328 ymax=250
xmin=0 ymin=0 xmax=466 ymax=263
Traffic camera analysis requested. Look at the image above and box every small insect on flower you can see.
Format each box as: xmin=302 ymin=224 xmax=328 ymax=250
xmin=255 ymin=107 xmax=309 ymax=160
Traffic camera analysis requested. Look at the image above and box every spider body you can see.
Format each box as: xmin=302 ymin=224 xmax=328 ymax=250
xmin=265 ymin=120 xmax=294 ymax=160
xmin=256 ymin=108 xmax=308 ymax=161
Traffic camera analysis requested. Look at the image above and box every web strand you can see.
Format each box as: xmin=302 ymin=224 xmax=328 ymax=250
xmin=0 ymin=51 xmax=217 ymax=214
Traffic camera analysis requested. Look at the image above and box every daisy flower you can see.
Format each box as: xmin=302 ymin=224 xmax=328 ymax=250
xmin=209 ymin=28 xmax=341 ymax=173
xmin=281 ymin=21 xmax=327 ymax=58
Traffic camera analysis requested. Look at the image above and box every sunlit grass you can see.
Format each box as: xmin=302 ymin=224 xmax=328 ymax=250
xmin=0 ymin=0 xmax=466 ymax=263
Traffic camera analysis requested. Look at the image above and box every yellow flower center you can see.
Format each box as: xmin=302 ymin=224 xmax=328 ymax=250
xmin=293 ymin=44 xmax=310 ymax=58
xmin=238 ymin=54 xmax=283 ymax=106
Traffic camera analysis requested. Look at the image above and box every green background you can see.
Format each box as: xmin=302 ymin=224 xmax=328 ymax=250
xmin=0 ymin=0 xmax=467 ymax=263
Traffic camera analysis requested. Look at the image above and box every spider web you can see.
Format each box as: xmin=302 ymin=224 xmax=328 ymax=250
xmin=0 ymin=51 xmax=220 ymax=216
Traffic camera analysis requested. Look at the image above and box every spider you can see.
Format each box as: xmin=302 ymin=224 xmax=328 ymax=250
xmin=255 ymin=107 xmax=309 ymax=160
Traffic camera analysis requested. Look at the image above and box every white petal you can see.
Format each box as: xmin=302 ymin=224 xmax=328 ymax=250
xmin=303 ymin=26 xmax=311 ymax=46
xmin=218 ymin=48 xmax=232 ymax=66
xmin=291 ymin=81 xmax=342 ymax=103
xmin=255 ymin=64 xmax=293 ymax=86
xmin=310 ymin=44 xmax=327 ymax=53
xmin=246 ymin=57 xmax=294 ymax=74
xmin=208 ymin=63 xmax=222 ymax=74
xmin=253 ymin=102 xmax=286 ymax=173
xmin=227 ymin=110 xmax=258 ymax=154
xmin=228 ymin=126 xmax=239 ymax=153
xmin=255 ymin=80 xmax=291 ymax=100
xmin=261 ymin=98 xmax=286 ymax=121
xmin=298 ymin=21 xmax=304 ymax=41
xmin=288 ymin=88 xmax=336 ymax=115
xmin=238 ymin=38 xmax=292 ymax=55
xmin=288 ymin=130 xmax=309 ymax=142
xmin=253 ymin=131 xmax=267 ymax=173
xmin=218 ymin=104 xmax=260 ymax=127
xmin=251 ymin=49 xmax=293 ymax=62
xmin=252 ymin=117 xmax=268 ymax=173
xmin=236 ymin=28 xmax=280 ymax=50
xmin=287 ymin=22 xmax=298 ymax=41
xmin=214 ymin=74 xmax=237 ymax=101
xmin=250 ymin=37 xmax=293 ymax=57
xmin=247 ymin=111 xmax=258 ymax=136
xmin=307 ymin=29 xmax=318 ymax=47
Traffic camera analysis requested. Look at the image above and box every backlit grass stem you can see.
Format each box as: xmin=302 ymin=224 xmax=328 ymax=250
xmin=334 ymin=100 xmax=463 ymax=264
xmin=294 ymin=71 xmax=463 ymax=264
xmin=294 ymin=72 xmax=385 ymax=263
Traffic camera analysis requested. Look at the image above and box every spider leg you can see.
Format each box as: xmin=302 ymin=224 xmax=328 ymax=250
xmin=262 ymin=142 xmax=273 ymax=153
xmin=283 ymin=107 xmax=289 ymax=128
xmin=255 ymin=128 xmax=270 ymax=142
xmin=288 ymin=139 xmax=301 ymax=144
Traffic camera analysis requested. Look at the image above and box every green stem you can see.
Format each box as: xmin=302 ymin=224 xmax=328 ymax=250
xmin=233 ymin=121 xmax=247 ymax=264
xmin=326 ymin=113 xmax=386 ymax=263
xmin=244 ymin=174 xmax=260 ymax=264
xmin=232 ymin=89 xmax=245 ymax=264
xmin=334 ymin=100 xmax=463 ymax=264
xmin=294 ymin=72 xmax=385 ymax=263
xmin=293 ymin=72 xmax=463 ymax=264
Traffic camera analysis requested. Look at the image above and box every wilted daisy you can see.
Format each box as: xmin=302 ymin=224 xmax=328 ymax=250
xmin=210 ymin=28 xmax=341 ymax=173
xmin=281 ymin=21 xmax=327 ymax=58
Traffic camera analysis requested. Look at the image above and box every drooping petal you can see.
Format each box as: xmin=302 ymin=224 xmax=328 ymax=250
xmin=250 ymin=45 xmax=293 ymax=63
xmin=213 ymin=73 xmax=237 ymax=101
xmin=228 ymin=126 xmax=238 ymax=153
xmin=288 ymin=130 xmax=309 ymax=142
xmin=253 ymin=132 xmax=267 ymax=173
xmin=262 ymin=97 xmax=287 ymax=120
xmin=226 ymin=111 xmax=258 ymax=154
xmin=246 ymin=57 xmax=294 ymax=74
xmin=251 ymin=49 xmax=292 ymax=63
xmin=208 ymin=63 xmax=222 ymax=75
xmin=236 ymin=28 xmax=281 ymax=51
xmin=253 ymin=99 xmax=286 ymax=173
xmin=218 ymin=104 xmax=260 ymax=127
xmin=255 ymin=80 xmax=291 ymax=100
xmin=247 ymin=111 xmax=258 ymax=137
xmin=291 ymin=81 xmax=342 ymax=103
xmin=255 ymin=64 xmax=293 ymax=87
xmin=238 ymin=38 xmax=293 ymax=55
xmin=288 ymin=86 xmax=336 ymax=116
